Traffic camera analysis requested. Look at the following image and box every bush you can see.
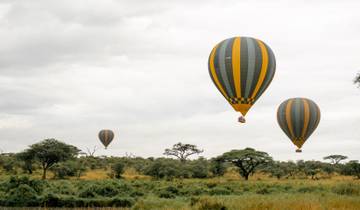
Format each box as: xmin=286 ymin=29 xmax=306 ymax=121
xmin=52 ymin=160 xmax=87 ymax=179
xmin=333 ymin=183 xmax=360 ymax=196
xmin=4 ymin=176 xmax=47 ymax=194
xmin=111 ymin=161 xmax=126 ymax=178
xmin=210 ymin=159 xmax=226 ymax=177
xmin=165 ymin=185 xmax=179 ymax=195
xmin=158 ymin=191 xmax=176 ymax=199
xmin=6 ymin=184 xmax=40 ymax=206
xmin=191 ymin=197 xmax=227 ymax=210
xmin=110 ymin=196 xmax=134 ymax=207
xmin=190 ymin=158 xmax=209 ymax=178
xmin=78 ymin=180 xmax=133 ymax=198
xmin=145 ymin=158 xmax=181 ymax=179
xmin=256 ymin=187 xmax=272 ymax=194
xmin=297 ymin=186 xmax=320 ymax=193
xmin=182 ymin=185 xmax=208 ymax=196
xmin=209 ymin=187 xmax=232 ymax=195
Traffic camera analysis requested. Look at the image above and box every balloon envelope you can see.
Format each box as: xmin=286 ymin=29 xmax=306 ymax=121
xmin=277 ymin=98 xmax=320 ymax=151
xmin=98 ymin=129 xmax=114 ymax=149
xmin=208 ymin=36 xmax=276 ymax=117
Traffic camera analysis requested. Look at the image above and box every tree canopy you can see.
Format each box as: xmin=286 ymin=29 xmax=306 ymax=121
xmin=323 ymin=155 xmax=348 ymax=165
xmin=163 ymin=142 xmax=203 ymax=162
xmin=21 ymin=139 xmax=80 ymax=179
xmin=354 ymin=73 xmax=360 ymax=87
xmin=220 ymin=148 xmax=273 ymax=180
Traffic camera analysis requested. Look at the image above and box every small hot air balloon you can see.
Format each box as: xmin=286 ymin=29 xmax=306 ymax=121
xmin=208 ymin=37 xmax=276 ymax=123
xmin=98 ymin=129 xmax=114 ymax=149
xmin=277 ymin=98 xmax=321 ymax=152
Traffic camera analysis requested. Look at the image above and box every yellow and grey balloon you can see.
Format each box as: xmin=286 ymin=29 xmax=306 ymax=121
xmin=208 ymin=37 xmax=276 ymax=121
xmin=277 ymin=98 xmax=321 ymax=152
xmin=98 ymin=129 xmax=114 ymax=149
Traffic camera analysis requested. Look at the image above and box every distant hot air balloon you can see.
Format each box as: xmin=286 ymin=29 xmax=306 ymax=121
xmin=277 ymin=98 xmax=321 ymax=152
xmin=208 ymin=37 xmax=276 ymax=123
xmin=98 ymin=129 xmax=114 ymax=149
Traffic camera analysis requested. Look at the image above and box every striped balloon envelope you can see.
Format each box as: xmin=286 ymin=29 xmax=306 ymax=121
xmin=98 ymin=129 xmax=114 ymax=149
xmin=277 ymin=98 xmax=321 ymax=152
xmin=208 ymin=37 xmax=276 ymax=123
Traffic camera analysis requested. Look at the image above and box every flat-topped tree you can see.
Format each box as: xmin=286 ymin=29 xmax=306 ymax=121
xmin=323 ymin=155 xmax=348 ymax=165
xmin=21 ymin=139 xmax=80 ymax=179
xmin=354 ymin=73 xmax=360 ymax=87
xmin=164 ymin=142 xmax=203 ymax=162
xmin=220 ymin=148 xmax=273 ymax=180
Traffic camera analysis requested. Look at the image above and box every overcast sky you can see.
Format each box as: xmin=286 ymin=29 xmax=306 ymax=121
xmin=0 ymin=0 xmax=359 ymax=161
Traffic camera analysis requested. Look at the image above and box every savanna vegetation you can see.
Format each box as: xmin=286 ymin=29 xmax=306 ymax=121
xmin=0 ymin=139 xmax=360 ymax=209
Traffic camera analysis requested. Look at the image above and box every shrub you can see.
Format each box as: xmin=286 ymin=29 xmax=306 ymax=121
xmin=182 ymin=185 xmax=208 ymax=196
xmin=297 ymin=186 xmax=320 ymax=193
xmin=209 ymin=187 xmax=232 ymax=195
xmin=206 ymin=182 xmax=217 ymax=189
xmin=110 ymin=197 xmax=135 ymax=207
xmin=165 ymin=185 xmax=179 ymax=195
xmin=6 ymin=184 xmax=40 ymax=206
xmin=190 ymin=158 xmax=210 ymax=178
xmin=111 ymin=161 xmax=126 ymax=178
xmin=144 ymin=158 xmax=181 ymax=179
xmin=158 ymin=191 xmax=176 ymax=199
xmin=4 ymin=176 xmax=47 ymax=194
xmin=52 ymin=160 xmax=87 ymax=179
xmin=78 ymin=181 xmax=133 ymax=198
xmin=333 ymin=183 xmax=360 ymax=196
xmin=191 ymin=197 xmax=227 ymax=210
xmin=256 ymin=187 xmax=272 ymax=194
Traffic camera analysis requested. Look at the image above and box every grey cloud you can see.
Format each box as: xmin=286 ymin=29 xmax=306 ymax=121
xmin=0 ymin=0 xmax=359 ymax=161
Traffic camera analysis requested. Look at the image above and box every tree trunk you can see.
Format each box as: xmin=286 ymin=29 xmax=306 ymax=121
xmin=244 ymin=173 xmax=249 ymax=180
xmin=42 ymin=168 xmax=47 ymax=179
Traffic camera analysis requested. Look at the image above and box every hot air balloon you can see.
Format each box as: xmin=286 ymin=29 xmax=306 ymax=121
xmin=277 ymin=98 xmax=320 ymax=152
xmin=98 ymin=129 xmax=114 ymax=149
xmin=208 ymin=37 xmax=276 ymax=123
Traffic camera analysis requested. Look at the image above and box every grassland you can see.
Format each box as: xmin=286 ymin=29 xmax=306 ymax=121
xmin=1 ymin=168 xmax=359 ymax=210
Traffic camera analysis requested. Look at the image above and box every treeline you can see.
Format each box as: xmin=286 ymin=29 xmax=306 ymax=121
xmin=0 ymin=139 xmax=359 ymax=181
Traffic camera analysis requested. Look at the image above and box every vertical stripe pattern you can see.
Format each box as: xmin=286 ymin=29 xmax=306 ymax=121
xmin=208 ymin=37 xmax=276 ymax=116
xmin=98 ymin=129 xmax=114 ymax=149
xmin=277 ymin=98 xmax=321 ymax=150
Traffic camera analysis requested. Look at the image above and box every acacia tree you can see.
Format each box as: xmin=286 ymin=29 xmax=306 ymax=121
xmin=163 ymin=142 xmax=203 ymax=162
xmin=220 ymin=148 xmax=272 ymax=180
xmin=354 ymin=73 xmax=360 ymax=87
xmin=323 ymin=155 xmax=348 ymax=165
xmin=20 ymin=139 xmax=80 ymax=179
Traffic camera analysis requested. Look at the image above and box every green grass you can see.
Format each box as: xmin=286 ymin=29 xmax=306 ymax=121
xmin=0 ymin=170 xmax=359 ymax=209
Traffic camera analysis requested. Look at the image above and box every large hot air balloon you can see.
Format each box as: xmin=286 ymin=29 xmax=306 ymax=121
xmin=277 ymin=98 xmax=321 ymax=152
xmin=98 ymin=129 xmax=114 ymax=149
xmin=208 ymin=37 xmax=276 ymax=123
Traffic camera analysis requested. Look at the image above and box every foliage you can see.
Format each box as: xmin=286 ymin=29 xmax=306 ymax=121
xmin=111 ymin=160 xmax=126 ymax=178
xmin=220 ymin=148 xmax=273 ymax=180
xmin=209 ymin=157 xmax=227 ymax=177
xmin=164 ymin=142 xmax=204 ymax=162
xmin=189 ymin=157 xmax=210 ymax=178
xmin=342 ymin=160 xmax=360 ymax=179
xmin=354 ymin=72 xmax=360 ymax=87
xmin=323 ymin=155 xmax=348 ymax=164
xmin=52 ymin=160 xmax=87 ymax=179
xmin=20 ymin=139 xmax=80 ymax=179
xmin=145 ymin=158 xmax=181 ymax=179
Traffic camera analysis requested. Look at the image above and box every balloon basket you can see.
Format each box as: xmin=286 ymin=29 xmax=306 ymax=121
xmin=296 ymin=149 xmax=302 ymax=153
xmin=238 ymin=116 xmax=246 ymax=123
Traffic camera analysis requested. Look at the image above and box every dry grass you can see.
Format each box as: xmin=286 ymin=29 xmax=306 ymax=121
xmin=80 ymin=169 xmax=110 ymax=180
